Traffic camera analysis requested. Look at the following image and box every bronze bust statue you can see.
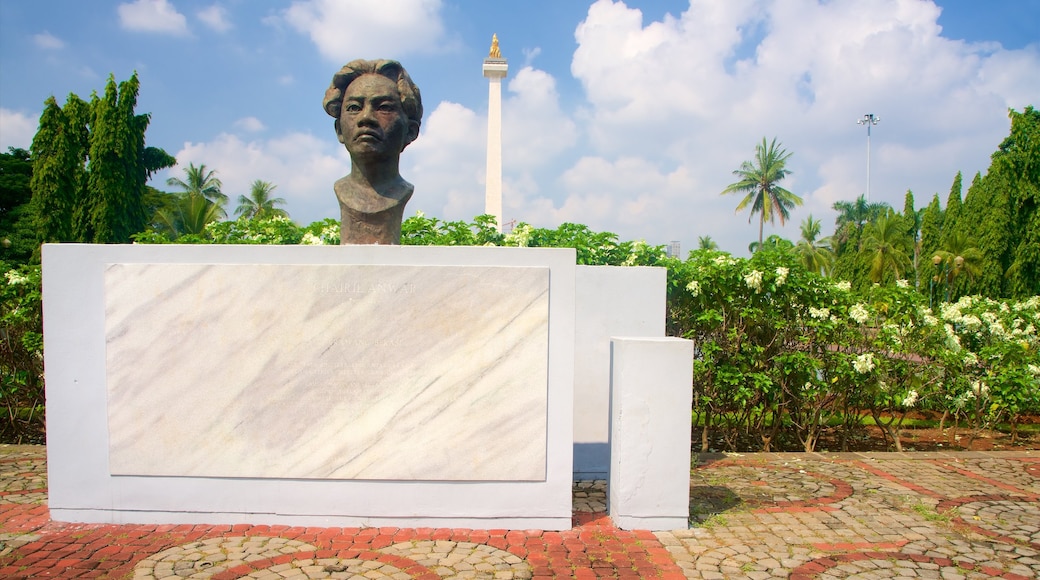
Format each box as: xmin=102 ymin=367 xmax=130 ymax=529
xmin=323 ymin=60 xmax=423 ymax=244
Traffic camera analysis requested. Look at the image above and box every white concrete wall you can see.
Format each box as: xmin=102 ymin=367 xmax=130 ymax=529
xmin=573 ymin=266 xmax=666 ymax=480
xmin=43 ymin=244 xmax=575 ymax=529
xmin=608 ymin=337 xmax=693 ymax=531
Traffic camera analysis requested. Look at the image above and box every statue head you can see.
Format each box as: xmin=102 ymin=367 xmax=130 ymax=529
xmin=323 ymin=59 xmax=423 ymax=155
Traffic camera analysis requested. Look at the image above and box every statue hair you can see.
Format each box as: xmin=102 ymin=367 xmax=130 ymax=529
xmin=323 ymin=59 xmax=423 ymax=127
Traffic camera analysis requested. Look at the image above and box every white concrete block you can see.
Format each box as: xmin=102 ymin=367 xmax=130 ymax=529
xmin=573 ymin=266 xmax=665 ymax=479
xmin=608 ymin=337 xmax=693 ymax=530
xmin=43 ymin=244 xmax=575 ymax=529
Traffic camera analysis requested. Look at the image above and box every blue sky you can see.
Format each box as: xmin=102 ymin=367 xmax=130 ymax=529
xmin=2 ymin=0 xmax=1038 ymax=254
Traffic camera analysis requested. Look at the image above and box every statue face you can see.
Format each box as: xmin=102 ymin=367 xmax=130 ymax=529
xmin=337 ymin=74 xmax=418 ymax=162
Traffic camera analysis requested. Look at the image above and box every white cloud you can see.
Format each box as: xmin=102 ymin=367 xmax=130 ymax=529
xmin=162 ymin=132 xmax=345 ymax=225
xmin=281 ymin=0 xmax=446 ymax=61
xmin=503 ymin=67 xmax=578 ymax=170
xmin=403 ymin=101 xmax=487 ymax=219
xmin=522 ymin=47 xmax=541 ymax=67
xmin=552 ymin=0 xmax=1040 ymax=253
xmin=118 ymin=0 xmax=189 ymax=35
xmin=233 ymin=117 xmax=266 ymax=133
xmin=197 ymin=5 xmax=232 ymax=33
xmin=33 ymin=31 xmax=64 ymax=50
xmin=0 ymin=109 xmax=37 ymax=151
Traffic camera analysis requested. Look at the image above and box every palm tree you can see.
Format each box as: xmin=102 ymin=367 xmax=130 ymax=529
xmin=931 ymin=232 xmax=984 ymax=303
xmin=697 ymin=236 xmax=719 ymax=251
xmin=721 ymin=137 xmax=802 ymax=248
xmin=795 ymin=215 xmax=835 ymax=276
xmin=235 ymin=180 xmax=289 ymax=220
xmin=166 ymin=163 xmax=228 ymax=217
xmin=832 ymin=194 xmax=888 ymax=247
xmin=154 ymin=192 xmax=223 ymax=238
xmin=748 ymin=234 xmax=794 ymax=254
xmin=860 ymin=213 xmax=912 ymax=283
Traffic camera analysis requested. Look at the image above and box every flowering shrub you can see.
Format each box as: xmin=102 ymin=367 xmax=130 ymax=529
xmin=6 ymin=214 xmax=1038 ymax=449
xmin=1 ymin=262 xmax=44 ymax=443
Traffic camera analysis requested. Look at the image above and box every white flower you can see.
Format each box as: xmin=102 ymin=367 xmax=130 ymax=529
xmin=896 ymin=279 xmax=909 ymax=288
xmin=1028 ymin=364 xmax=1040 ymax=377
xmin=849 ymin=303 xmax=870 ymax=324
xmin=4 ymin=271 xmax=28 ymax=285
xmin=300 ymin=232 xmax=323 ymax=246
xmin=809 ymin=307 xmax=831 ymax=320
xmin=943 ymin=323 xmax=962 ymax=351
xmin=835 ymin=281 xmax=852 ymax=291
xmin=853 ymin=353 xmax=875 ymax=373
xmin=902 ymin=390 xmax=919 ymax=408
xmin=713 ymin=255 xmax=735 ymax=267
xmin=504 ymin=223 xmax=532 ymax=247
xmin=922 ymin=314 xmax=939 ymax=327
xmin=744 ymin=269 xmax=763 ymax=292
xmin=971 ymin=380 xmax=989 ymax=397
xmin=878 ymin=380 xmax=889 ymax=392
xmin=775 ymin=267 xmax=789 ymax=286
xmin=963 ymin=352 xmax=978 ymax=366
xmin=961 ymin=315 xmax=982 ymax=329
xmin=686 ymin=280 xmax=701 ymax=297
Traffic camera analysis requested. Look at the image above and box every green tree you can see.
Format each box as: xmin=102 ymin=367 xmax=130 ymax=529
xmin=235 ymin=180 xmax=289 ymax=220
xmin=919 ymin=194 xmax=943 ymax=274
xmin=0 ymin=148 xmax=34 ymax=264
xmin=956 ymin=171 xmax=1011 ymax=296
xmin=940 ymin=171 xmax=963 ymax=247
xmin=721 ymin=137 xmax=802 ymax=248
xmin=697 ymin=235 xmax=719 ymax=251
xmin=930 ymin=231 xmax=984 ymax=303
xmin=154 ymin=193 xmax=224 ymax=239
xmin=28 ymin=95 xmax=89 ymax=245
xmin=832 ymin=194 xmax=889 ymax=252
xmin=997 ymin=106 xmax=1040 ymax=297
xmin=165 ymin=162 xmax=227 ymax=217
xmin=85 ymin=73 xmax=174 ymax=243
xmin=28 ymin=73 xmax=173 ymax=247
xmin=795 ymin=215 xmax=835 ymax=276
xmin=861 ymin=213 xmax=912 ymax=283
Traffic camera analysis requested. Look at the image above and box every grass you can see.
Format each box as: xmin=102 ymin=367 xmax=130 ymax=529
xmin=911 ymin=502 xmax=953 ymax=523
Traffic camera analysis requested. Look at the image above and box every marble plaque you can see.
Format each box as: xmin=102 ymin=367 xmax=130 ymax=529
xmin=104 ymin=264 xmax=549 ymax=481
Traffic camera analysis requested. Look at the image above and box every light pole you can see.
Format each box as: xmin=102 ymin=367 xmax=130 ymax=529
xmin=857 ymin=113 xmax=880 ymax=200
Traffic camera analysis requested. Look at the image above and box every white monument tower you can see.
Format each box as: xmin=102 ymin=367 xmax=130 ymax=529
xmin=483 ymin=34 xmax=508 ymax=232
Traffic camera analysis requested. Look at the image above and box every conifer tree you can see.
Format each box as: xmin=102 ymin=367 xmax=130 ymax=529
xmin=28 ymin=72 xmax=173 ymax=248
xmin=940 ymin=171 xmax=962 ymax=247
xmin=28 ymin=95 xmax=89 ymax=244
xmin=997 ymin=106 xmax=1040 ymax=296
xmin=959 ymin=171 xmax=1011 ymax=296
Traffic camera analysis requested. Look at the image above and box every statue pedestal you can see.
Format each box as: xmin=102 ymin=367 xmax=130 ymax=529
xmin=43 ymin=244 xmax=575 ymax=529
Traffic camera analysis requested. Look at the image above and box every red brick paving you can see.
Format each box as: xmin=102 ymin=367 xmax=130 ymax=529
xmin=0 ymin=506 xmax=685 ymax=579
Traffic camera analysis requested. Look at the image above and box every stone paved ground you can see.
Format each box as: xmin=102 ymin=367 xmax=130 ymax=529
xmin=2 ymin=446 xmax=1038 ymax=579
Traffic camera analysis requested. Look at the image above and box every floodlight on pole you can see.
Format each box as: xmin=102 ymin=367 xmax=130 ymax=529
xmin=857 ymin=113 xmax=880 ymax=200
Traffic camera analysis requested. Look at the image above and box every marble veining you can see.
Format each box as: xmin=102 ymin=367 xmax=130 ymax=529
xmin=104 ymin=263 xmax=550 ymax=481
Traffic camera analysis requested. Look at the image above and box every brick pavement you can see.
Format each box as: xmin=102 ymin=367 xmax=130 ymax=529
xmin=2 ymin=445 xmax=1039 ymax=579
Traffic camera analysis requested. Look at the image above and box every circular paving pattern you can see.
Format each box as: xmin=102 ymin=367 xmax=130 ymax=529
xmin=1024 ymin=461 xmax=1040 ymax=482
xmin=937 ymin=495 xmax=1040 ymax=550
xmin=134 ymin=537 xmax=533 ymax=579
xmin=134 ymin=536 xmax=319 ymax=578
xmin=789 ymin=551 xmax=1034 ymax=579
xmin=380 ymin=540 xmax=532 ymax=578
xmin=0 ymin=457 xmax=46 ymax=504
xmin=692 ymin=464 xmax=853 ymax=511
